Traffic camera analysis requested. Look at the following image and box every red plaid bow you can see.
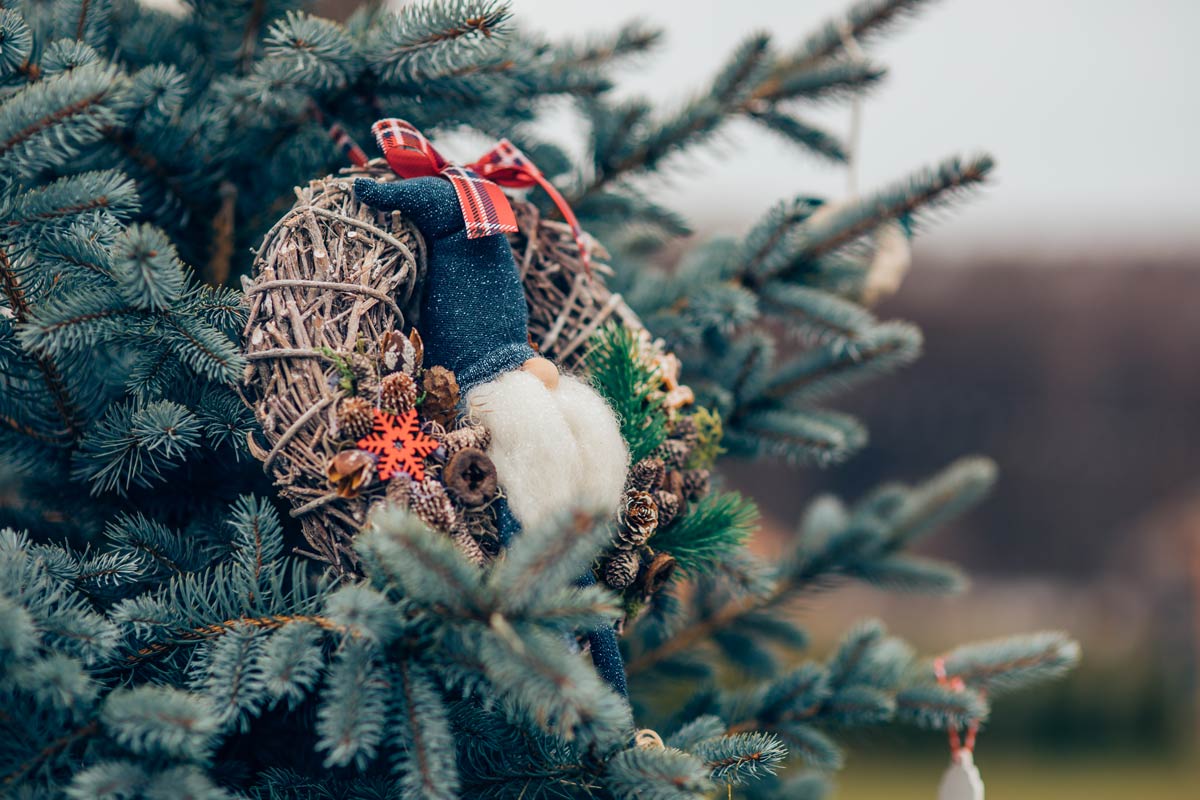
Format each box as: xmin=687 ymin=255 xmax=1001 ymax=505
xmin=371 ymin=119 xmax=590 ymax=270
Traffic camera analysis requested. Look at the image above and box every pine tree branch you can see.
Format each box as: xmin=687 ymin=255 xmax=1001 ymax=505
xmin=0 ymin=244 xmax=80 ymax=440
xmin=126 ymin=613 xmax=348 ymax=663
xmin=1 ymin=721 xmax=100 ymax=787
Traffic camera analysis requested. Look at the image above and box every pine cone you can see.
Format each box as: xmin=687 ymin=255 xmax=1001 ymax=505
xmin=380 ymin=372 xmax=418 ymax=415
xmin=387 ymin=474 xmax=457 ymax=532
xmin=636 ymin=551 xmax=677 ymax=598
xmin=444 ymin=447 xmax=498 ymax=507
xmin=443 ymin=424 xmax=490 ymax=457
xmin=653 ymin=490 xmax=681 ymax=528
xmin=655 ymin=438 xmax=691 ymax=470
xmin=668 ymin=416 xmax=699 ymax=447
xmin=410 ymin=477 xmax=458 ymax=531
xmin=450 ymin=526 xmax=487 ymax=567
xmin=661 ymin=469 xmax=685 ymax=500
xmin=681 ymin=469 xmax=711 ymax=501
xmin=460 ymin=508 xmax=501 ymax=559
xmin=421 ymin=366 xmax=460 ymax=427
xmin=603 ymin=550 xmax=641 ymax=590
xmin=617 ymin=490 xmax=658 ymax=550
xmin=628 ymin=458 xmax=665 ymax=493
xmin=336 ymin=397 xmax=375 ymax=441
xmin=327 ymin=449 xmax=375 ymax=498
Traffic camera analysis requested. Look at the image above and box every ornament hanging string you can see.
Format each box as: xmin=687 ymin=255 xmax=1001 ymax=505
xmin=933 ymin=656 xmax=983 ymax=761
xmin=372 ymin=118 xmax=592 ymax=273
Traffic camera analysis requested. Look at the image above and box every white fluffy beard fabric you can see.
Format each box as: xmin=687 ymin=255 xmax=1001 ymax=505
xmin=465 ymin=370 xmax=629 ymax=532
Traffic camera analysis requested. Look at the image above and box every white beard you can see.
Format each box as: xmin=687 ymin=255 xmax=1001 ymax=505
xmin=465 ymin=370 xmax=629 ymax=532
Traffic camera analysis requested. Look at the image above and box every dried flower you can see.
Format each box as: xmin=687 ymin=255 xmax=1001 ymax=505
xmin=444 ymin=447 xmax=499 ymax=506
xmin=327 ymin=449 xmax=375 ymax=498
xmin=617 ymin=490 xmax=658 ymax=549
xmin=421 ymin=366 xmax=460 ymax=427
xmin=336 ymin=396 xmax=375 ymax=441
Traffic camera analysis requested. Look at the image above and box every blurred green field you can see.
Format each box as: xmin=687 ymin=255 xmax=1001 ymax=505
xmin=832 ymin=754 xmax=1197 ymax=800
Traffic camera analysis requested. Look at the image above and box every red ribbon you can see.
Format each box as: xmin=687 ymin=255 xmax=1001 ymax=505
xmin=371 ymin=119 xmax=590 ymax=271
xmin=934 ymin=656 xmax=982 ymax=762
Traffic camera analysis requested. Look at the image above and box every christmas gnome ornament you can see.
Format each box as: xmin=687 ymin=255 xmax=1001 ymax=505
xmin=355 ymin=119 xmax=631 ymax=693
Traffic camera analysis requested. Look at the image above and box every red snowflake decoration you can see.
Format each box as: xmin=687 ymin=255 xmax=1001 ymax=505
xmin=356 ymin=407 xmax=438 ymax=482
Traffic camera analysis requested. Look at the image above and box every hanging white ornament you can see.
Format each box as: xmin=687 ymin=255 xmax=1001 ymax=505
xmin=862 ymin=221 xmax=912 ymax=305
xmin=937 ymin=750 xmax=985 ymax=800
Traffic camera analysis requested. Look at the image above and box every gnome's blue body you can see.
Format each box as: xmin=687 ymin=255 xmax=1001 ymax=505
xmin=355 ymin=177 xmax=629 ymax=697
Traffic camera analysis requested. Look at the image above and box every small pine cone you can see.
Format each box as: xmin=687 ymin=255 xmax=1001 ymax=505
xmin=603 ymin=550 xmax=641 ymax=590
xmin=653 ymin=491 xmax=681 ymax=528
xmin=443 ymin=424 xmax=491 ymax=457
xmin=680 ymin=469 xmax=711 ymax=501
xmin=421 ymin=366 xmax=460 ymax=427
xmin=668 ymin=416 xmax=700 ymax=447
xmin=450 ymin=526 xmax=487 ymax=567
xmin=617 ymin=490 xmax=658 ymax=550
xmin=628 ymin=458 xmax=665 ymax=493
xmin=661 ymin=470 xmax=685 ymax=500
xmin=327 ymin=449 xmax=375 ymax=498
xmin=387 ymin=473 xmax=416 ymax=506
xmin=380 ymin=372 xmax=418 ymax=414
xmin=408 ymin=477 xmax=458 ymax=532
xmin=655 ymin=438 xmax=691 ymax=470
xmin=444 ymin=447 xmax=498 ymax=506
xmin=336 ymin=397 xmax=376 ymax=441
xmin=349 ymin=353 xmax=379 ymax=394
xmin=636 ymin=551 xmax=677 ymax=598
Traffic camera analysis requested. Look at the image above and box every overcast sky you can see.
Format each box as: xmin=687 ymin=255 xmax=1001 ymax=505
xmin=512 ymin=0 xmax=1199 ymax=258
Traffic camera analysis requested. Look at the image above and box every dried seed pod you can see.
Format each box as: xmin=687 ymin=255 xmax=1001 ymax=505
xmin=628 ymin=457 xmax=665 ymax=493
xmin=603 ymin=550 xmax=641 ymax=590
xmin=327 ymin=450 xmax=375 ymax=498
xmin=617 ymin=490 xmax=658 ymax=550
xmin=336 ymin=396 xmax=375 ymax=441
xmin=680 ymin=468 xmax=711 ymax=502
xmin=421 ymin=366 xmax=460 ymax=427
xmin=444 ymin=447 xmax=499 ymax=506
xmin=655 ymin=438 xmax=691 ymax=470
xmin=653 ymin=490 xmax=681 ymax=528
xmin=380 ymin=372 xmax=418 ymax=414
xmin=637 ymin=551 xmax=677 ymax=597
xmin=379 ymin=330 xmax=407 ymax=373
xmin=442 ymin=424 xmax=491 ymax=457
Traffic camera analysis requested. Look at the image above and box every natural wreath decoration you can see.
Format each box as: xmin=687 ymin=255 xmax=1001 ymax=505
xmin=242 ymin=158 xmax=718 ymax=621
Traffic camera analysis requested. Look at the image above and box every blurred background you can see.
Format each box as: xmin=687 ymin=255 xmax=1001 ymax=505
xmin=508 ymin=0 xmax=1200 ymax=796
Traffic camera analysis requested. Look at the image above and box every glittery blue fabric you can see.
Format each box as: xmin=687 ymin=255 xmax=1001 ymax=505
xmin=354 ymin=177 xmax=536 ymax=394
xmin=356 ymin=177 xmax=629 ymax=697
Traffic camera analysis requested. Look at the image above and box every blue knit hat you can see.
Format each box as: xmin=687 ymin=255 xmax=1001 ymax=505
xmin=355 ymin=177 xmax=536 ymax=393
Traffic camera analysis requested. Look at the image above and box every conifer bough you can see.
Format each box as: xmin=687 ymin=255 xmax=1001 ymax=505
xmin=0 ymin=0 xmax=1076 ymax=797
